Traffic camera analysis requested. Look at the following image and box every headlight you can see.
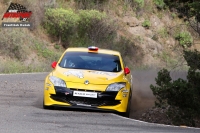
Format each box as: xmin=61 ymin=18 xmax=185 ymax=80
xmin=106 ymin=83 xmax=126 ymax=91
xmin=49 ymin=76 xmax=66 ymax=87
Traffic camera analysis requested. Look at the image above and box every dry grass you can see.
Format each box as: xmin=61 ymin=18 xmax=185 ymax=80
xmin=0 ymin=59 xmax=52 ymax=73
xmin=0 ymin=28 xmax=30 ymax=60
xmin=0 ymin=27 xmax=63 ymax=73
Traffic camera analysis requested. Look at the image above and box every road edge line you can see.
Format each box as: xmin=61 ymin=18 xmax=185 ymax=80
xmin=111 ymin=114 xmax=200 ymax=130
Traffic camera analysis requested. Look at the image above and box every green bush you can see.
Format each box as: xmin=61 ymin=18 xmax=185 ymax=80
xmin=175 ymin=31 xmax=193 ymax=48
xmin=184 ymin=50 xmax=200 ymax=70
xmin=77 ymin=9 xmax=106 ymax=38
xmin=54 ymin=44 xmax=60 ymax=49
xmin=135 ymin=0 xmax=144 ymax=8
xmin=44 ymin=8 xmax=112 ymax=48
xmin=171 ymin=13 xmax=176 ymax=19
xmin=142 ymin=19 xmax=151 ymax=29
xmin=44 ymin=8 xmax=79 ymax=46
xmin=150 ymin=50 xmax=200 ymax=127
xmin=154 ymin=0 xmax=166 ymax=9
xmin=75 ymin=9 xmax=116 ymax=47
xmin=78 ymin=9 xmax=106 ymax=26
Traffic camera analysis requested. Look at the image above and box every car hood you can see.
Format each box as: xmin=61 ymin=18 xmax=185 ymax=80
xmin=51 ymin=68 xmax=125 ymax=85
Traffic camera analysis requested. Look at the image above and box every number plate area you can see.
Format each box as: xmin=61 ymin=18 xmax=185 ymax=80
xmin=73 ymin=91 xmax=97 ymax=98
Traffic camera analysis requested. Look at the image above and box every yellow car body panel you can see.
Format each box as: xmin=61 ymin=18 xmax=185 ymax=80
xmin=43 ymin=47 xmax=132 ymax=113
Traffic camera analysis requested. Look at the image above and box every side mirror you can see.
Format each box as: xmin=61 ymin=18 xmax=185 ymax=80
xmin=51 ymin=61 xmax=57 ymax=69
xmin=124 ymin=67 xmax=130 ymax=75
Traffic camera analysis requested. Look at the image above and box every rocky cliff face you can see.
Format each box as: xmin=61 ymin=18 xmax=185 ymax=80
xmin=121 ymin=15 xmax=168 ymax=67
xmin=119 ymin=6 xmax=196 ymax=69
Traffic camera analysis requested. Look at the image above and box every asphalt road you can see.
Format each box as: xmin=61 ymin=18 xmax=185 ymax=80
xmin=0 ymin=73 xmax=199 ymax=133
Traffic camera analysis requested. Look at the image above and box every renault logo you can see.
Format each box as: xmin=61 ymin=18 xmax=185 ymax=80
xmin=84 ymin=80 xmax=89 ymax=85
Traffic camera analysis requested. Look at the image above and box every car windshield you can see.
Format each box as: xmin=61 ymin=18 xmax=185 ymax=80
xmin=59 ymin=52 xmax=122 ymax=72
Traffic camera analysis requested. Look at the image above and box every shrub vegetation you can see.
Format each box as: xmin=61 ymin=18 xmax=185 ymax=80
xmin=142 ymin=19 xmax=151 ymax=29
xmin=44 ymin=8 xmax=107 ymax=48
xmin=43 ymin=7 xmax=143 ymax=67
xmin=150 ymin=50 xmax=200 ymax=127
xmin=175 ymin=31 xmax=193 ymax=48
xmin=44 ymin=8 xmax=79 ymax=46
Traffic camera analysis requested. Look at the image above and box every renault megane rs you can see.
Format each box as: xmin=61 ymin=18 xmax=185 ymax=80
xmin=43 ymin=46 xmax=132 ymax=117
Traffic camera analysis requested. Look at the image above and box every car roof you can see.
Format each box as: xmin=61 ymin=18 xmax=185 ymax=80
xmin=65 ymin=47 xmax=121 ymax=56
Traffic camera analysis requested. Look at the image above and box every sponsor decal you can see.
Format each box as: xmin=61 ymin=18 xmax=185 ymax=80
xmin=65 ymin=92 xmax=69 ymax=95
xmin=90 ymin=71 xmax=117 ymax=76
xmin=46 ymin=83 xmax=51 ymax=87
xmin=2 ymin=2 xmax=32 ymax=28
xmin=64 ymin=70 xmax=84 ymax=79
xmin=122 ymin=90 xmax=129 ymax=93
xmin=123 ymin=94 xmax=127 ymax=97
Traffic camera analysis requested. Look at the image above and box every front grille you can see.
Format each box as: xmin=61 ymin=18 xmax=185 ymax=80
xmin=51 ymin=95 xmax=120 ymax=107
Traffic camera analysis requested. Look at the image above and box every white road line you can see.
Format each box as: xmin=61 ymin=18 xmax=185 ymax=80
xmin=111 ymin=114 xmax=200 ymax=130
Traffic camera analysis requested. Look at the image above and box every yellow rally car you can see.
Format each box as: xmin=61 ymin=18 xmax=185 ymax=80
xmin=43 ymin=46 xmax=132 ymax=117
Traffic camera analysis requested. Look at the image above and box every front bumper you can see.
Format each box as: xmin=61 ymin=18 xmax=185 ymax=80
xmin=44 ymin=86 xmax=129 ymax=113
xmin=51 ymin=87 xmax=120 ymax=107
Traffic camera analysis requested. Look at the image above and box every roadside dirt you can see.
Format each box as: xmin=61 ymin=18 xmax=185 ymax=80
xmin=130 ymin=70 xmax=157 ymax=120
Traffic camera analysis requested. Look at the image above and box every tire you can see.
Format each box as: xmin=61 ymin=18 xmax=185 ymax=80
xmin=121 ymin=89 xmax=132 ymax=118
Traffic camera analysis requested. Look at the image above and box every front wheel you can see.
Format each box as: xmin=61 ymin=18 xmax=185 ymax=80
xmin=121 ymin=90 xmax=132 ymax=118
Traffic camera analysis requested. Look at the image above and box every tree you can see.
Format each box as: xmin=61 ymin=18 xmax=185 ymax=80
xmin=164 ymin=0 xmax=200 ymax=36
xmin=150 ymin=50 xmax=200 ymax=127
